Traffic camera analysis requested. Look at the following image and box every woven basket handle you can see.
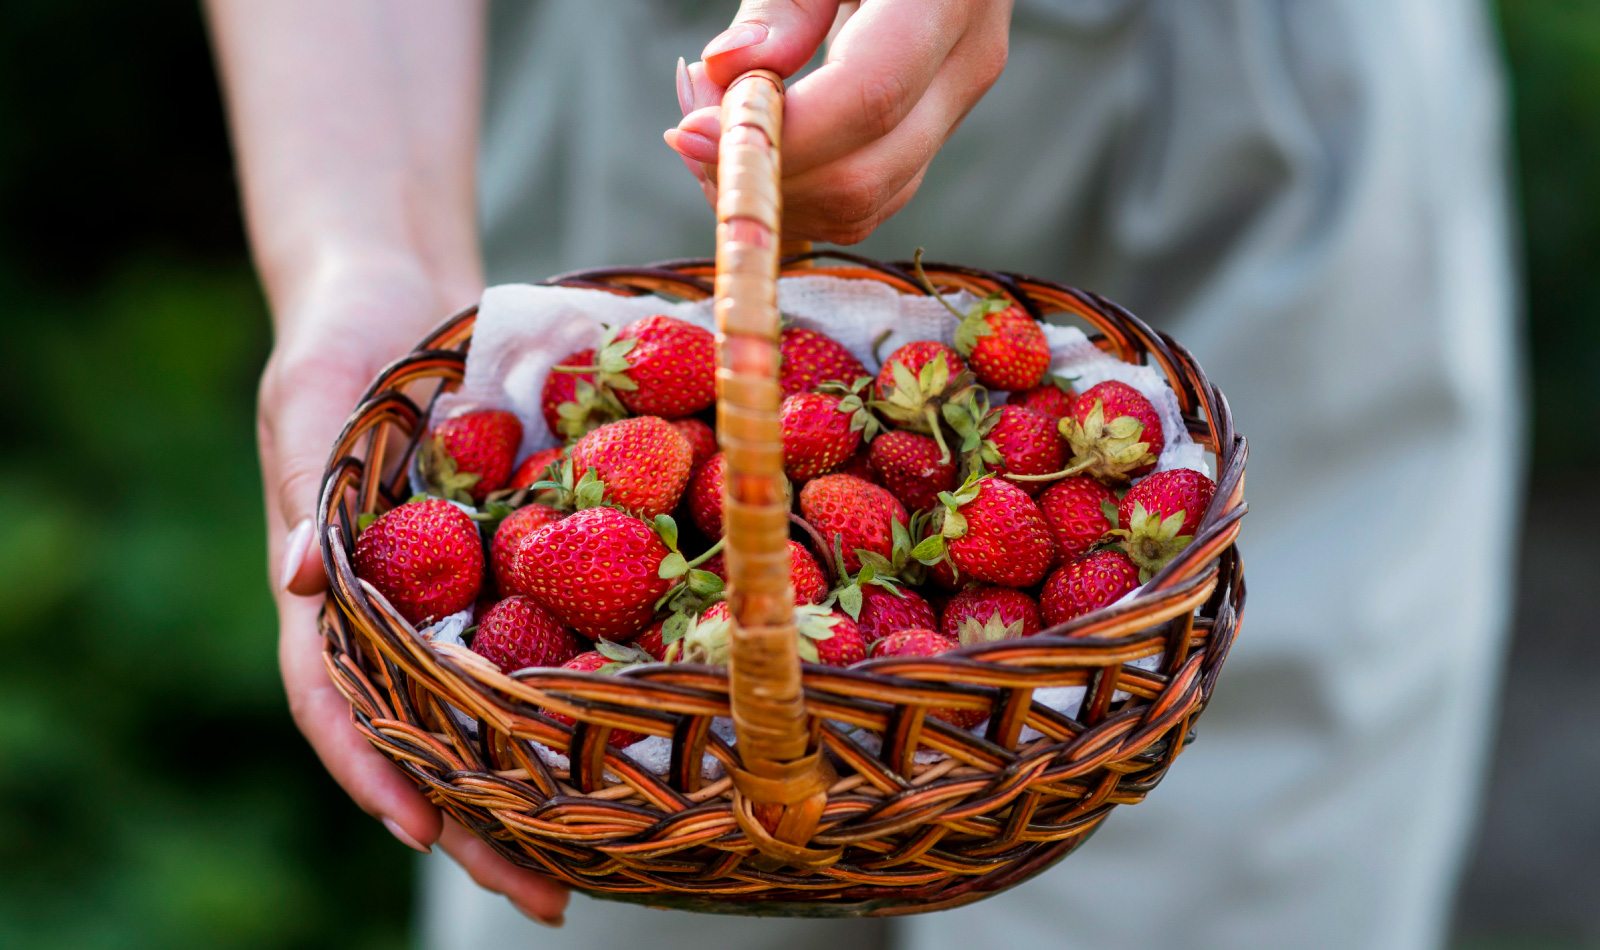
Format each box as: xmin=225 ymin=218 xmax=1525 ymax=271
xmin=714 ymin=71 xmax=839 ymax=868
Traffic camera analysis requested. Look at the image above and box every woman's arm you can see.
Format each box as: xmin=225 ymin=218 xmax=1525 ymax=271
xmin=206 ymin=0 xmax=568 ymax=925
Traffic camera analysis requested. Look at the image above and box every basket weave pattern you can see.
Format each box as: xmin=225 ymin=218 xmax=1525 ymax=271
xmin=316 ymin=74 xmax=1246 ymax=917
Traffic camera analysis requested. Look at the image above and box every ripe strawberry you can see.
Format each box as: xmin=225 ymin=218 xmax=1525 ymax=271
xmin=915 ymin=475 xmax=1055 ymax=588
xmin=867 ymin=628 xmax=983 ymax=727
xmin=940 ymin=585 xmax=1041 ymax=646
xmin=1114 ymin=468 xmax=1216 ymax=578
xmin=854 ymin=584 xmax=938 ymax=645
xmin=472 ymin=596 xmax=583 ymax=671
xmin=671 ymin=417 xmax=718 ymax=472
xmin=508 ymin=446 xmax=565 ymax=491
xmin=985 ymin=405 xmax=1066 ymax=496
xmin=1040 ymin=550 xmax=1141 ymax=628
xmin=548 ymin=645 xmax=653 ymax=748
xmin=353 ymin=499 xmax=483 ymax=625
xmin=869 ymin=430 xmax=955 ymax=512
xmin=541 ymin=349 xmax=625 ymax=441
xmin=874 ymin=340 xmax=966 ymax=398
xmin=871 ymin=340 xmax=970 ymax=465
xmin=795 ymin=605 xmax=867 ymax=667
xmin=1010 ymin=380 xmax=1076 ymax=422
xmin=912 ymin=249 xmax=1047 ymax=392
xmin=634 ymin=621 xmax=670 ymax=661
xmin=835 ymin=447 xmax=882 ymax=485
xmin=702 ymin=540 xmax=828 ymax=605
xmin=780 ymin=392 xmax=862 ymax=481
xmin=489 ymin=503 xmax=563 ymax=591
xmin=575 ymin=315 xmax=717 ymax=418
xmin=421 ymin=409 xmax=523 ymax=503
xmin=798 ymin=474 xmax=909 ymax=574
xmin=569 ymin=415 xmax=693 ymax=518
xmin=780 ymin=326 xmax=869 ymax=397
xmin=507 ymin=506 xmax=674 ymax=640
xmin=1058 ymin=380 xmax=1164 ymax=483
xmin=684 ymin=452 xmax=726 ymax=538
xmin=1038 ymin=475 xmax=1116 ymax=560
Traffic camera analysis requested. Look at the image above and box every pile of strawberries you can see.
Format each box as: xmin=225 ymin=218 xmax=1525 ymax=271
xmin=353 ymin=273 xmax=1215 ymax=742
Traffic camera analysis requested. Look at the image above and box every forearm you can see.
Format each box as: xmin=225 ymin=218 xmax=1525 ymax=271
xmin=206 ymin=0 xmax=486 ymax=325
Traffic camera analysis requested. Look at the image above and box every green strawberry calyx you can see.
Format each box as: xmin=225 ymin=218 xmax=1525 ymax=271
xmin=822 ymin=518 xmax=924 ymax=620
xmin=526 ymin=458 xmax=609 ymax=513
xmin=909 ymin=473 xmax=987 ymax=569
xmin=550 ymin=325 xmax=639 ymax=392
xmin=417 ymin=435 xmax=483 ymax=505
xmin=1004 ymin=398 xmax=1155 ymax=487
xmin=1108 ymin=502 xmax=1193 ymax=582
xmin=819 ymin=376 xmax=883 ymax=442
xmin=955 ymin=611 xmax=1027 ymax=648
xmin=591 ymin=637 xmax=657 ymax=673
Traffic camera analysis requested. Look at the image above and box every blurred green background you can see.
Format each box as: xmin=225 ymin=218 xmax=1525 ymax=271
xmin=0 ymin=2 xmax=1594 ymax=949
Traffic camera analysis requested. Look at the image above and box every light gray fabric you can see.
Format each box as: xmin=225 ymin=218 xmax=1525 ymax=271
xmin=433 ymin=1 xmax=1524 ymax=947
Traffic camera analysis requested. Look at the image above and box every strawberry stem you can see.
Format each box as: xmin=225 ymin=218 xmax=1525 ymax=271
xmin=925 ymin=407 xmax=953 ymax=465
xmin=683 ymin=538 xmax=725 ymax=570
xmin=911 ymin=248 xmax=970 ymax=323
xmin=1002 ymin=456 xmax=1097 ymax=482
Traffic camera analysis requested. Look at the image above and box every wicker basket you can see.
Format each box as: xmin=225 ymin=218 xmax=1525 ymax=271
xmin=317 ymin=71 xmax=1247 ymax=917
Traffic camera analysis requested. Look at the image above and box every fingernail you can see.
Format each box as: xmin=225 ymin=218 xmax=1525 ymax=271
xmin=686 ymin=60 xmax=720 ymax=110
xmin=675 ymin=56 xmax=692 ymax=115
xmin=279 ymin=518 xmax=314 ymax=592
xmin=382 ymin=816 xmax=432 ymax=854
xmin=515 ymin=904 xmax=565 ymax=928
xmin=664 ymin=128 xmax=718 ymax=164
xmin=678 ymin=106 xmax=720 ymax=139
xmin=703 ymin=22 xmax=768 ymax=59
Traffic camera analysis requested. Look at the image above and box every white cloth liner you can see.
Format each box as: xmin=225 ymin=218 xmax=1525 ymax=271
xmin=417 ymin=277 xmax=1209 ymax=774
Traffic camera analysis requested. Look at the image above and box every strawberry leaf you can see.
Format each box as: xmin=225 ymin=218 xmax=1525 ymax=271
xmin=836 ymin=583 xmax=863 ymax=620
xmin=653 ymin=514 xmax=680 ymax=552
xmin=911 ymin=534 xmax=945 ymax=562
xmin=658 ymin=552 xmax=689 ymax=579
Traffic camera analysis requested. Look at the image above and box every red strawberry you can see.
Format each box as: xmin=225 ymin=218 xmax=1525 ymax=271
xmin=780 ymin=326 xmax=869 ymax=397
xmin=569 ymin=416 xmax=693 ymax=518
xmin=835 ymin=447 xmax=883 ymax=485
xmin=854 ymin=584 xmax=938 ymax=645
xmin=548 ymin=647 xmax=653 ymax=748
xmin=1038 ymin=475 xmax=1117 ymax=561
xmin=1058 ymin=380 xmax=1164 ymax=483
xmin=940 ymin=585 xmax=1041 ymax=646
xmin=684 ymin=452 xmax=726 ymax=538
xmin=422 ymin=409 xmax=523 ymax=503
xmin=634 ymin=621 xmax=670 ymax=660
xmin=702 ymin=540 xmax=828 ymax=605
xmin=986 ymin=405 xmax=1066 ymax=496
xmin=671 ymin=418 xmax=718 ymax=472
xmin=508 ymin=446 xmax=565 ymax=491
xmin=1115 ymin=468 xmax=1216 ymax=578
xmin=781 ymin=392 xmax=862 ymax=481
xmin=952 ymin=298 xmax=1050 ymax=392
xmin=541 ymin=349 xmax=625 ymax=441
xmin=580 ymin=315 xmax=717 ymax=418
xmin=875 ymin=342 xmax=966 ymax=398
xmin=699 ymin=600 xmax=733 ymax=622
xmin=798 ymin=474 xmax=909 ymax=574
xmin=472 ymin=596 xmax=583 ymax=671
xmin=867 ymin=628 xmax=983 ymax=727
xmin=916 ymin=475 xmax=1055 ymax=588
xmin=796 ymin=605 xmax=867 ymax=667
xmin=489 ymin=503 xmax=563 ymax=591
xmin=1040 ymin=550 xmax=1141 ymax=628
xmin=869 ymin=430 xmax=955 ymax=512
xmin=353 ymin=499 xmax=484 ymax=625
xmin=507 ymin=506 xmax=674 ymax=640
xmin=1010 ymin=381 xmax=1076 ymax=422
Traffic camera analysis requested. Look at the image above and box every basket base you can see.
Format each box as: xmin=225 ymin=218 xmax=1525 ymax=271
xmin=574 ymin=827 xmax=1098 ymax=919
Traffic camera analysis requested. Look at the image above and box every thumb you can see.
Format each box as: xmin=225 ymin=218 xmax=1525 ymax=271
xmin=701 ymin=0 xmax=842 ymax=87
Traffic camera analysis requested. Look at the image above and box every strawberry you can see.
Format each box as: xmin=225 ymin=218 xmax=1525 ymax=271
xmin=508 ymin=446 xmax=565 ymax=491
xmin=1057 ymin=380 xmax=1164 ymax=484
xmin=875 ymin=340 xmax=966 ymax=399
xmin=871 ymin=341 xmax=971 ymax=469
xmin=472 ymin=596 xmax=583 ymax=671
xmin=854 ymin=584 xmax=938 ymax=645
xmin=353 ymin=499 xmax=483 ymax=625
xmin=702 ymin=539 xmax=828 ymax=605
xmin=506 ymin=506 xmax=674 ymax=640
xmin=1038 ymin=475 xmax=1117 ymax=561
xmin=913 ymin=249 xmax=1048 ymax=392
xmin=1040 ymin=550 xmax=1141 ymax=628
xmin=796 ymin=604 xmax=867 ymax=666
xmin=684 ymin=452 xmax=726 ymax=538
xmin=671 ymin=417 xmax=718 ymax=472
xmin=914 ymin=475 xmax=1055 ymax=588
xmin=798 ymin=474 xmax=909 ymax=574
xmin=634 ymin=621 xmax=670 ymax=661
xmin=869 ymin=430 xmax=955 ymax=512
xmin=835 ymin=447 xmax=882 ymax=485
xmin=420 ymin=409 xmax=523 ymax=503
xmin=781 ymin=392 xmax=863 ymax=481
xmin=867 ymin=628 xmax=983 ymax=727
xmin=565 ymin=315 xmax=716 ymax=418
xmin=569 ymin=415 xmax=693 ymax=518
xmin=489 ymin=503 xmax=563 ymax=591
xmin=779 ymin=326 xmax=869 ymax=397
xmin=983 ymin=405 xmax=1066 ymax=496
xmin=541 ymin=349 xmax=625 ymax=441
xmin=1010 ymin=379 xmax=1077 ymax=422
xmin=940 ymin=585 xmax=1041 ymax=646
xmin=547 ymin=644 xmax=655 ymax=748
xmin=1114 ymin=468 xmax=1216 ymax=579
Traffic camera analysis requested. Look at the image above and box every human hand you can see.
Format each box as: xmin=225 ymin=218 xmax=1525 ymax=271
xmin=664 ymin=0 xmax=1013 ymax=245
xmin=262 ymin=251 xmax=570 ymax=927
